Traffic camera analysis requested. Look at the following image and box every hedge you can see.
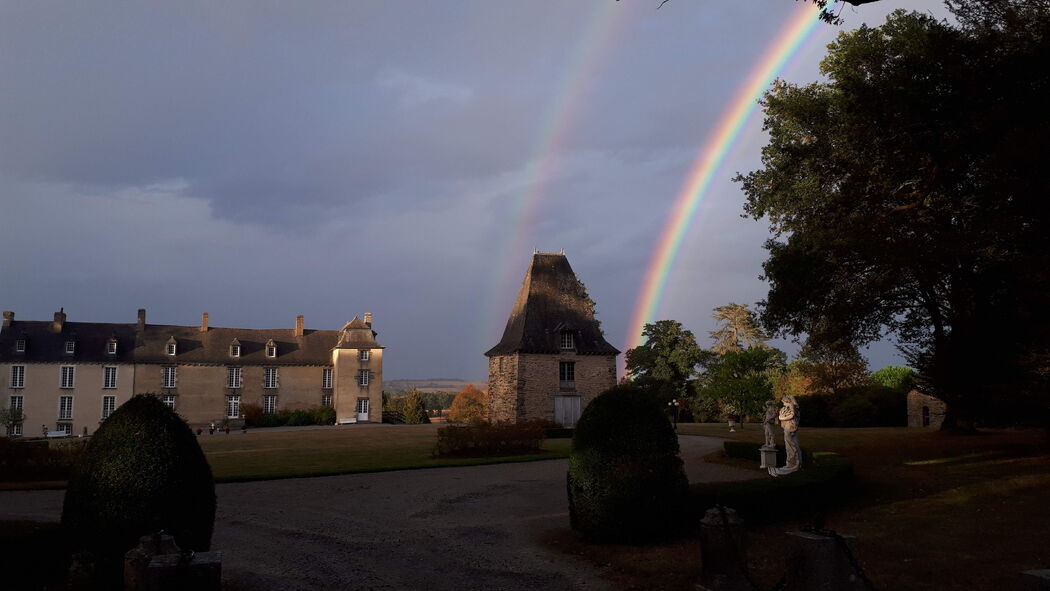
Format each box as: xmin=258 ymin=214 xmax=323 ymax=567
xmin=434 ymin=420 xmax=545 ymax=457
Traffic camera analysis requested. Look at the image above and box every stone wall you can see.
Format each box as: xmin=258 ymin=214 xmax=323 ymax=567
xmin=487 ymin=353 xmax=616 ymax=423
xmin=907 ymin=389 xmax=947 ymax=428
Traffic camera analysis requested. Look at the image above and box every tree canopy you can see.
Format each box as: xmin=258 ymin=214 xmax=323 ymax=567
xmin=737 ymin=6 xmax=1050 ymax=426
xmin=625 ymin=320 xmax=706 ymax=403
xmin=708 ymin=303 xmax=770 ymax=355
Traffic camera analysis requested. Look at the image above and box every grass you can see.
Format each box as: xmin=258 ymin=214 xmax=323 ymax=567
xmin=550 ymin=423 xmax=1050 ymax=591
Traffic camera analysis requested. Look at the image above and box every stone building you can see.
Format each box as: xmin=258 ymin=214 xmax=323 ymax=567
xmin=485 ymin=252 xmax=619 ymax=426
xmin=0 ymin=308 xmax=383 ymax=436
xmin=907 ymin=389 xmax=947 ymax=428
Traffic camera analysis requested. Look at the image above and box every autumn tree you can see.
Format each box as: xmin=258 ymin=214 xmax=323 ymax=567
xmin=447 ymin=384 xmax=488 ymax=424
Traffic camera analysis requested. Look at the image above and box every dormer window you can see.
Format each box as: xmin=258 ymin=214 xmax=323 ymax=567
xmin=165 ymin=337 xmax=177 ymax=356
xmin=229 ymin=339 xmax=241 ymax=358
xmin=560 ymin=330 xmax=575 ymax=350
xmin=106 ymin=338 xmax=118 ymax=355
xmin=65 ymin=340 xmax=76 ymax=355
xmin=359 ymin=349 xmax=370 ymax=361
xmin=265 ymin=340 xmax=277 ymax=358
xmin=15 ymin=338 xmax=26 ymax=353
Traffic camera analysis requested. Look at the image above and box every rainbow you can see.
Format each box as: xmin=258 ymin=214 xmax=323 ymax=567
xmin=624 ymin=1 xmax=835 ymax=358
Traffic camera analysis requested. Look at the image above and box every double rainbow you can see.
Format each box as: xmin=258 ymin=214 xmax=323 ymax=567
xmin=624 ymin=1 xmax=834 ymax=355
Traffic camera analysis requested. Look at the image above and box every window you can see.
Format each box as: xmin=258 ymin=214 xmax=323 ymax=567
xmin=264 ymin=367 xmax=279 ymax=389
xmin=322 ymin=368 xmax=333 ymax=389
xmin=103 ymin=366 xmax=117 ymax=389
xmin=227 ymin=367 xmax=242 ymax=389
xmin=162 ymin=366 xmax=177 ymax=389
xmin=266 ymin=341 xmax=277 ymax=358
xmin=15 ymin=339 xmax=26 ymax=353
xmin=226 ymin=395 xmax=241 ymax=419
xmin=263 ymin=395 xmax=277 ymax=414
xmin=9 ymin=395 xmax=23 ymax=413
xmin=60 ymin=366 xmax=75 ymax=389
xmin=560 ymin=330 xmax=575 ymax=350
xmin=59 ymin=396 xmax=73 ymax=420
xmin=7 ymin=423 xmax=21 ymax=436
xmin=356 ymin=398 xmax=369 ymax=414
xmin=101 ymin=396 xmax=116 ymax=420
xmin=106 ymin=340 xmax=118 ymax=355
xmin=10 ymin=365 xmax=25 ymax=388
xmin=65 ymin=340 xmax=76 ymax=355
xmin=559 ymin=361 xmax=575 ymax=389
xmin=359 ymin=349 xmax=370 ymax=361
xmin=9 ymin=395 xmax=23 ymax=433
xmin=162 ymin=395 xmax=176 ymax=411
xmin=57 ymin=423 xmax=72 ymax=435
xmin=166 ymin=342 xmax=176 ymax=356
xmin=922 ymin=406 xmax=931 ymax=427
xmin=229 ymin=342 xmax=241 ymax=358
xmin=357 ymin=370 xmax=369 ymax=387
xmin=321 ymin=393 xmax=332 ymax=407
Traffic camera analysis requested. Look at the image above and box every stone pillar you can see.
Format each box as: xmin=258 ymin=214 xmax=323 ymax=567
xmin=783 ymin=531 xmax=869 ymax=591
xmin=696 ymin=507 xmax=751 ymax=591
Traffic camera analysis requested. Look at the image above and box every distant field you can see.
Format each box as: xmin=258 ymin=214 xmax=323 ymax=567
xmin=199 ymin=424 xmax=566 ymax=482
xmin=384 ymin=378 xmax=487 ymax=393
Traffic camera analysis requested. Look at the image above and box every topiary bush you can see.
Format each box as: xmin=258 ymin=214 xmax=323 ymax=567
xmin=567 ymin=384 xmax=689 ymax=543
xmin=61 ymin=394 xmax=215 ymax=587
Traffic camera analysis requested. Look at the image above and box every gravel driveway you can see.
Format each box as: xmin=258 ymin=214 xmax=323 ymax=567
xmin=0 ymin=435 xmax=754 ymax=590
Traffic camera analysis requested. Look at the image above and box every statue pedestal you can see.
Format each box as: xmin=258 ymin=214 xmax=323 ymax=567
xmin=759 ymin=445 xmax=778 ymax=469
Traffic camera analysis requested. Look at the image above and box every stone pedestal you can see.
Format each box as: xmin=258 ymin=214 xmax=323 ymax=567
xmin=759 ymin=445 xmax=778 ymax=469
xmin=783 ymin=531 xmax=868 ymax=591
xmin=696 ymin=507 xmax=751 ymax=591
xmin=1017 ymin=570 xmax=1050 ymax=590
xmin=124 ymin=533 xmax=222 ymax=591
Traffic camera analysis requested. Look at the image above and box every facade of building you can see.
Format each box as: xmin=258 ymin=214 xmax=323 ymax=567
xmin=907 ymin=389 xmax=947 ymax=428
xmin=485 ymin=252 xmax=619 ymax=426
xmin=0 ymin=308 xmax=383 ymax=436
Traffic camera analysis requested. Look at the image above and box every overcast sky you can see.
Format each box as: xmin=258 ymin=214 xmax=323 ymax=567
xmin=0 ymin=0 xmax=949 ymax=381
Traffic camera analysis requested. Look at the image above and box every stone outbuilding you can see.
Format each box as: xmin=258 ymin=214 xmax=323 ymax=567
xmin=485 ymin=252 xmax=619 ymax=426
xmin=907 ymin=389 xmax=947 ymax=428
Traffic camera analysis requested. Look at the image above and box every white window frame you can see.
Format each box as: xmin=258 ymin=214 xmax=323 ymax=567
xmin=60 ymin=366 xmax=75 ymax=389
xmin=162 ymin=366 xmax=177 ymax=389
xmin=9 ymin=395 xmax=23 ymax=412
xmin=356 ymin=398 xmax=369 ymax=414
xmin=264 ymin=367 xmax=279 ymax=389
xmin=58 ymin=395 xmax=73 ymax=420
xmin=15 ymin=339 xmax=26 ymax=353
xmin=227 ymin=367 xmax=242 ymax=389
xmin=321 ymin=393 xmax=332 ymax=407
xmin=57 ymin=422 xmax=72 ymax=435
xmin=263 ymin=395 xmax=277 ymax=414
xmin=107 ymin=340 xmax=118 ymax=355
xmin=230 ymin=344 xmax=241 ymax=358
xmin=8 ymin=422 xmax=21 ymax=436
xmin=226 ymin=395 xmax=241 ymax=419
xmin=357 ymin=370 xmax=369 ymax=387
xmin=359 ymin=349 xmax=370 ymax=361
xmin=103 ymin=366 xmax=117 ymax=389
xmin=65 ymin=340 xmax=76 ymax=355
xmin=162 ymin=394 xmax=176 ymax=410
xmin=560 ymin=330 xmax=575 ymax=350
xmin=266 ymin=344 xmax=277 ymax=358
xmin=11 ymin=365 xmax=25 ymax=388
xmin=166 ymin=342 xmax=177 ymax=356
xmin=322 ymin=368 xmax=333 ymax=389
xmin=101 ymin=395 xmax=116 ymax=420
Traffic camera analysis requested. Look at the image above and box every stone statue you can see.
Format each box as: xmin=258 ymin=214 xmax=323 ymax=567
xmin=768 ymin=395 xmax=801 ymax=477
xmin=762 ymin=400 xmax=778 ymax=449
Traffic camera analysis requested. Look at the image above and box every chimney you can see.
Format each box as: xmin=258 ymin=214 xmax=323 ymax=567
xmin=364 ymin=313 xmax=373 ymax=328
xmin=52 ymin=308 xmax=66 ymax=333
xmin=294 ymin=315 xmax=304 ymax=337
xmin=200 ymin=312 xmax=209 ymax=333
xmin=2 ymin=311 xmax=12 ymax=331
xmin=137 ymin=308 xmax=146 ymax=331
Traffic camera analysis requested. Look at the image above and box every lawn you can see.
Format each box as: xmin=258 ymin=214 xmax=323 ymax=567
xmin=550 ymin=424 xmax=1050 ymax=591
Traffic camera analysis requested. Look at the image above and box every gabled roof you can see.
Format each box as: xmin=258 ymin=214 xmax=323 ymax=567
xmin=486 ymin=252 xmax=619 ymax=356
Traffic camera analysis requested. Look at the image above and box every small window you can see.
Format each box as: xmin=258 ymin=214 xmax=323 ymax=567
xmin=162 ymin=395 xmax=176 ymax=411
xmin=226 ymin=395 xmax=241 ymax=419
xmin=322 ymin=368 xmax=333 ymax=389
xmin=357 ymin=369 xmax=369 ymax=387
xmin=263 ymin=395 xmax=277 ymax=414
xmin=65 ymin=340 xmax=76 ymax=355
xmin=559 ymin=361 xmax=575 ymax=389
xmin=264 ymin=367 xmax=279 ymax=389
xmin=60 ymin=366 xmax=75 ymax=389
xmin=266 ymin=341 xmax=277 ymax=358
xmin=7 ymin=423 xmax=21 ymax=437
xmin=560 ymin=331 xmax=575 ymax=350
xmin=166 ymin=341 xmax=176 ymax=356
xmin=103 ymin=366 xmax=117 ymax=389
xmin=101 ymin=396 xmax=116 ymax=420
xmin=58 ymin=396 xmax=73 ymax=420
xmin=359 ymin=349 xmax=370 ymax=361
xmin=9 ymin=395 xmax=23 ymax=412
xmin=162 ymin=366 xmax=177 ymax=389
xmin=106 ymin=340 xmax=118 ymax=355
xmin=227 ymin=367 xmax=242 ymax=389
xmin=56 ymin=423 xmax=72 ymax=435
xmin=15 ymin=339 xmax=26 ymax=353
xmin=230 ymin=343 xmax=241 ymax=357
xmin=321 ymin=393 xmax=332 ymax=407
xmin=10 ymin=365 xmax=25 ymax=389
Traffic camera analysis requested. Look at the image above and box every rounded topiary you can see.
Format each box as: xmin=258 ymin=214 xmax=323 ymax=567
xmin=61 ymin=394 xmax=215 ymax=583
xmin=567 ymin=384 xmax=689 ymax=543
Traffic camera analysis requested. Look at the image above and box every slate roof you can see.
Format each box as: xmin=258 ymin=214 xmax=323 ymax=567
xmin=0 ymin=312 xmax=382 ymax=365
xmin=485 ymin=252 xmax=619 ymax=356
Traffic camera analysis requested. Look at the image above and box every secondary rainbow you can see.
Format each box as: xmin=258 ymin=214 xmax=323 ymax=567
xmin=625 ymin=1 xmax=835 ymax=356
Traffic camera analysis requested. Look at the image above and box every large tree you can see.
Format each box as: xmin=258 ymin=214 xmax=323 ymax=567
xmin=709 ymin=303 xmax=770 ymax=355
xmin=737 ymin=7 xmax=1050 ymax=427
xmin=625 ymin=320 xmax=707 ymax=404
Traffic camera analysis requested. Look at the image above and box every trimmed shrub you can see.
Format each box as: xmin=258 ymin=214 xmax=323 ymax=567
xmin=61 ymin=395 xmax=215 ymax=587
xmin=434 ymin=420 xmax=545 ymax=457
xmin=568 ymin=384 xmax=688 ymax=543
xmin=311 ymin=406 xmax=336 ymax=426
xmin=447 ymin=385 xmax=488 ymax=424
xmin=240 ymin=402 xmax=263 ymax=427
xmin=402 ymin=391 xmax=431 ymax=424
xmin=830 ymin=394 xmax=879 ymax=427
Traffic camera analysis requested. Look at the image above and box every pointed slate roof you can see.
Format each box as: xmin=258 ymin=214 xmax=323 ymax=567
xmin=486 ymin=252 xmax=619 ymax=356
xmin=334 ymin=316 xmax=384 ymax=349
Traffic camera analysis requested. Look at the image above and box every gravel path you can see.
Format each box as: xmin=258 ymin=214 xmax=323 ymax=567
xmin=0 ymin=435 xmax=756 ymax=590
